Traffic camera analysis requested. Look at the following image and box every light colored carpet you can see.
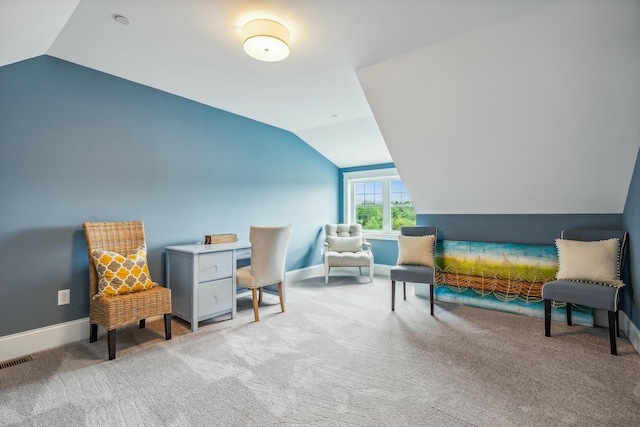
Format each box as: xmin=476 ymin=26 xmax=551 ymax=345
xmin=2 ymin=275 xmax=640 ymax=426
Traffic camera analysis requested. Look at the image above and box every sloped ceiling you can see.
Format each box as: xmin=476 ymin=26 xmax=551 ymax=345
xmin=359 ymin=0 xmax=640 ymax=214
xmin=1 ymin=0 xmax=558 ymax=167
xmin=1 ymin=0 xmax=638 ymax=214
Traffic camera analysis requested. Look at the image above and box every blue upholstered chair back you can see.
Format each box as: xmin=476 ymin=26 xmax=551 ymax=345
xmin=401 ymin=226 xmax=438 ymax=238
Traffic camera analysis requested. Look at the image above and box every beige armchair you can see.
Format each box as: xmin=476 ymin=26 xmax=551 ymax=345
xmin=236 ymin=225 xmax=292 ymax=322
xmin=324 ymin=224 xmax=373 ymax=283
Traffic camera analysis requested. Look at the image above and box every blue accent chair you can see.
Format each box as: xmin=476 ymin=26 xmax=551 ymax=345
xmin=542 ymin=229 xmax=628 ymax=355
xmin=390 ymin=226 xmax=438 ymax=315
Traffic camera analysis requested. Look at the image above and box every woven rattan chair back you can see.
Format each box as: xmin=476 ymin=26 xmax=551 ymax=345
xmin=84 ymin=221 xmax=147 ymax=299
xmin=83 ymin=221 xmax=172 ymax=360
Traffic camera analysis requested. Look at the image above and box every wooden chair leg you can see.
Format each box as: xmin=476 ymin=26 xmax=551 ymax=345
xmin=259 ymin=287 xmax=263 ymax=303
xmin=90 ymin=324 xmax=98 ymax=343
xmin=278 ymin=282 xmax=285 ymax=313
xmin=251 ymin=288 xmax=260 ymax=322
xmin=108 ymin=329 xmax=116 ymax=360
xmin=544 ymin=299 xmax=551 ymax=337
xmin=608 ymin=310 xmax=617 ymax=355
xmin=616 ymin=310 xmax=620 ymax=337
xmin=391 ymin=280 xmax=396 ymax=311
xmin=139 ymin=319 xmax=145 ymax=329
xmin=164 ymin=313 xmax=172 ymax=340
xmin=566 ymin=303 xmax=572 ymax=326
xmin=429 ymin=284 xmax=434 ymax=316
xmin=403 ymin=282 xmax=406 ymax=300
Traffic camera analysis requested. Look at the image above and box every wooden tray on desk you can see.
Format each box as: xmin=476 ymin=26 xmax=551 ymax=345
xmin=204 ymin=233 xmax=238 ymax=244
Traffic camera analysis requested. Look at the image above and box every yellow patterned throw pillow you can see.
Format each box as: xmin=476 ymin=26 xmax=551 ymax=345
xmin=91 ymin=244 xmax=155 ymax=298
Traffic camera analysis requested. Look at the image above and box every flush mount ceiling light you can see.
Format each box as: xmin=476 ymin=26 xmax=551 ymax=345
xmin=242 ymin=19 xmax=290 ymax=62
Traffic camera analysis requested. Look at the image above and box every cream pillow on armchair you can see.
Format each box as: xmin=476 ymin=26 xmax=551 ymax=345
xmin=326 ymin=236 xmax=363 ymax=252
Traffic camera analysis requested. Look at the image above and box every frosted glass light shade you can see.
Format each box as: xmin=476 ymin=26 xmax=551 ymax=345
xmin=243 ymin=19 xmax=290 ymax=62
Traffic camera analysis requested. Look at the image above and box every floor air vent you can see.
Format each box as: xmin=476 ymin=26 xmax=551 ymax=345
xmin=0 ymin=355 xmax=33 ymax=369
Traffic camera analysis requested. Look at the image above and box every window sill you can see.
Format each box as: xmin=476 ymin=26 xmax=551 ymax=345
xmin=362 ymin=232 xmax=399 ymax=241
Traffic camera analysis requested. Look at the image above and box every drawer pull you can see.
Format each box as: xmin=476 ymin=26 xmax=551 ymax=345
xmin=214 ymin=264 xmax=220 ymax=271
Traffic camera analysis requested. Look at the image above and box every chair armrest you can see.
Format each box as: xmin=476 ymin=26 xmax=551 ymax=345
xmin=362 ymin=241 xmax=373 ymax=256
xmin=324 ymin=241 xmax=336 ymax=254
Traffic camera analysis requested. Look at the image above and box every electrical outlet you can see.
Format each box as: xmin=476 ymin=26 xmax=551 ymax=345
xmin=58 ymin=289 xmax=70 ymax=305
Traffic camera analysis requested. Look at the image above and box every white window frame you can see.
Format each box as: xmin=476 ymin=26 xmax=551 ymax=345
xmin=343 ymin=168 xmax=414 ymax=241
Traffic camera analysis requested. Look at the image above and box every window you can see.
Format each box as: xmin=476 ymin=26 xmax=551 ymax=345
xmin=344 ymin=168 xmax=416 ymax=238
xmin=390 ymin=180 xmax=415 ymax=231
xmin=355 ymin=181 xmax=383 ymax=230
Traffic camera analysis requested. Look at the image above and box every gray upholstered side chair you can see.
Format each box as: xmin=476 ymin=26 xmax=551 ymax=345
xmin=324 ymin=224 xmax=373 ymax=283
xmin=237 ymin=224 xmax=292 ymax=322
xmin=390 ymin=226 xmax=438 ymax=315
xmin=542 ymin=229 xmax=628 ymax=355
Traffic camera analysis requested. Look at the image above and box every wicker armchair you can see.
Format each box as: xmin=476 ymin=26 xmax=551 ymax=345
xmin=83 ymin=221 xmax=172 ymax=360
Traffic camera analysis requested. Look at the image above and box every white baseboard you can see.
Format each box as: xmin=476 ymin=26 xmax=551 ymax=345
xmin=0 ymin=317 xmax=90 ymax=362
xmin=0 ymin=265 xmax=328 ymax=362
xmin=299 ymin=263 xmax=391 ymax=282
xmin=414 ymin=282 xmax=430 ymax=298
xmin=285 ymin=264 xmax=324 ymax=282
xmin=11 ymin=264 xmax=634 ymax=361
xmin=619 ymin=311 xmax=640 ymax=356
xmin=374 ymin=264 xmax=391 ymax=277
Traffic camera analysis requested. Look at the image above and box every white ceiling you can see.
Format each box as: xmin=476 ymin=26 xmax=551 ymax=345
xmin=358 ymin=0 xmax=640 ymax=214
xmin=3 ymin=0 xmax=638 ymax=215
xmin=0 ymin=0 xmax=560 ymax=169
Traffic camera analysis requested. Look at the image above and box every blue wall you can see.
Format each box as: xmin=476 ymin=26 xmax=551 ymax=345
xmin=370 ymin=214 xmax=623 ymax=267
xmin=0 ymin=56 xmax=339 ymax=337
xmin=340 ymin=161 xmax=623 ymax=268
xmin=417 ymin=214 xmax=622 ymax=245
xmin=368 ymin=239 xmax=399 ymax=265
xmin=623 ymin=145 xmax=640 ymax=330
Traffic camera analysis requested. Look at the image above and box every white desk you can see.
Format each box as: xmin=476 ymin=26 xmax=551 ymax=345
xmin=165 ymin=241 xmax=251 ymax=332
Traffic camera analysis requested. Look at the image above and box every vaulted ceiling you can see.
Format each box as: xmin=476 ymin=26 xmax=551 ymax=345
xmin=2 ymin=0 xmax=638 ymax=214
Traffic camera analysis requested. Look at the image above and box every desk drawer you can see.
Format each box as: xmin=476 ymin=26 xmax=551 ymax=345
xmin=198 ymin=251 xmax=232 ymax=283
xmin=198 ymin=278 xmax=233 ymax=319
xmin=236 ymin=248 xmax=252 ymax=260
